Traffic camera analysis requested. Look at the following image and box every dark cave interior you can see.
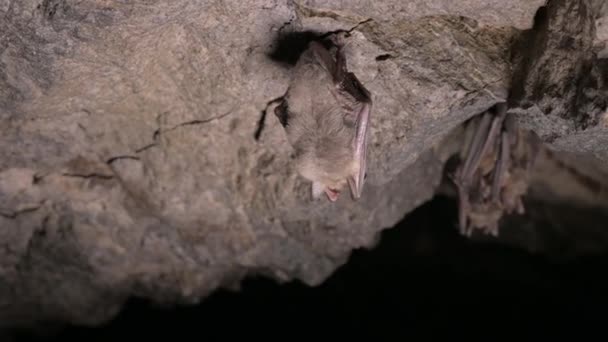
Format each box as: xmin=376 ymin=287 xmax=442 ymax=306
xmin=9 ymin=195 xmax=608 ymax=341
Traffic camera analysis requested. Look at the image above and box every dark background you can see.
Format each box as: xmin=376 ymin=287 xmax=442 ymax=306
xmin=9 ymin=195 xmax=608 ymax=341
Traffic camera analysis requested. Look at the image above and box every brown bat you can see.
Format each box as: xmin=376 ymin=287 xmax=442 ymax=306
xmin=452 ymin=102 xmax=541 ymax=236
xmin=274 ymin=37 xmax=372 ymax=202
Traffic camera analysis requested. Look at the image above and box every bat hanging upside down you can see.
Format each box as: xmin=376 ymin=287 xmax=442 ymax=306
xmin=274 ymin=36 xmax=373 ymax=202
xmin=451 ymin=102 xmax=542 ymax=237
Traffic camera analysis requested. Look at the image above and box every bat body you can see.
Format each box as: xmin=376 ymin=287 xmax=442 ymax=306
xmin=452 ymin=102 xmax=540 ymax=236
xmin=275 ymin=39 xmax=372 ymax=202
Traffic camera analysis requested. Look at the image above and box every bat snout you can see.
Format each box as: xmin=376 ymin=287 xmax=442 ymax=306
xmin=324 ymin=188 xmax=340 ymax=202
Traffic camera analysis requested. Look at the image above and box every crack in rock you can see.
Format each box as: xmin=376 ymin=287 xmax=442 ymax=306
xmin=61 ymin=173 xmax=114 ymax=180
xmin=133 ymin=110 xmax=235 ymax=154
xmin=0 ymin=205 xmax=41 ymax=219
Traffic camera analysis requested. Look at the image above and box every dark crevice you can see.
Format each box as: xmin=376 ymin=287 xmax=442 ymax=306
xmin=267 ymin=18 xmax=372 ymax=67
xmin=508 ymin=2 xmax=549 ymax=107
xmin=254 ymin=96 xmax=285 ymax=141
xmin=509 ymin=0 xmax=603 ymax=129
xmin=9 ymin=195 xmax=608 ymax=340
xmin=375 ymin=54 xmax=393 ymax=61
xmin=253 ymin=109 xmax=267 ymax=141
xmin=267 ymin=30 xmax=325 ymax=66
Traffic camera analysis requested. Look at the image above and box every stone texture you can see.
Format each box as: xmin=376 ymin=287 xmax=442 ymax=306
xmin=294 ymin=0 xmax=546 ymax=30
xmin=592 ymin=0 xmax=608 ymax=58
xmin=509 ymin=0 xmax=608 ymax=160
xmin=0 ymin=0 xmax=606 ymax=330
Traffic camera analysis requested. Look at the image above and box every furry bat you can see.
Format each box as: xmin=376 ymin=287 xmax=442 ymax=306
xmin=452 ymin=102 xmax=541 ymax=236
xmin=274 ymin=38 xmax=372 ymax=202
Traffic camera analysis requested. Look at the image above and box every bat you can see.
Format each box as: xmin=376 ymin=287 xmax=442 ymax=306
xmin=451 ymin=102 xmax=540 ymax=237
xmin=274 ymin=37 xmax=372 ymax=202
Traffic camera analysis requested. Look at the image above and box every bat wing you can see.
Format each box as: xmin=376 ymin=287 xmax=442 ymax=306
xmin=346 ymin=79 xmax=372 ymax=200
xmin=310 ymin=41 xmax=372 ymax=199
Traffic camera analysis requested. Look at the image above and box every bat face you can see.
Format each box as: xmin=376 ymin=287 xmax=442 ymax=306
xmin=275 ymin=39 xmax=372 ymax=202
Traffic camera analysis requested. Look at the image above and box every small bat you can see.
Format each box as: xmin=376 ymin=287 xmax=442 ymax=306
xmin=274 ymin=37 xmax=372 ymax=202
xmin=452 ymin=102 xmax=540 ymax=237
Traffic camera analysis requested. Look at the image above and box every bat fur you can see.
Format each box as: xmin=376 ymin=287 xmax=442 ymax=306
xmin=275 ymin=37 xmax=372 ymax=202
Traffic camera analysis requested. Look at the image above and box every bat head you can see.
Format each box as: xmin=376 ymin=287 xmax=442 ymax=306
xmin=295 ymin=110 xmax=369 ymax=202
xmin=298 ymin=152 xmax=365 ymax=202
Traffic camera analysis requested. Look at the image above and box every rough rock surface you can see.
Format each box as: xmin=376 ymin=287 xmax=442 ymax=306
xmin=592 ymin=0 xmax=608 ymax=58
xmin=0 ymin=0 xmax=606 ymax=329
